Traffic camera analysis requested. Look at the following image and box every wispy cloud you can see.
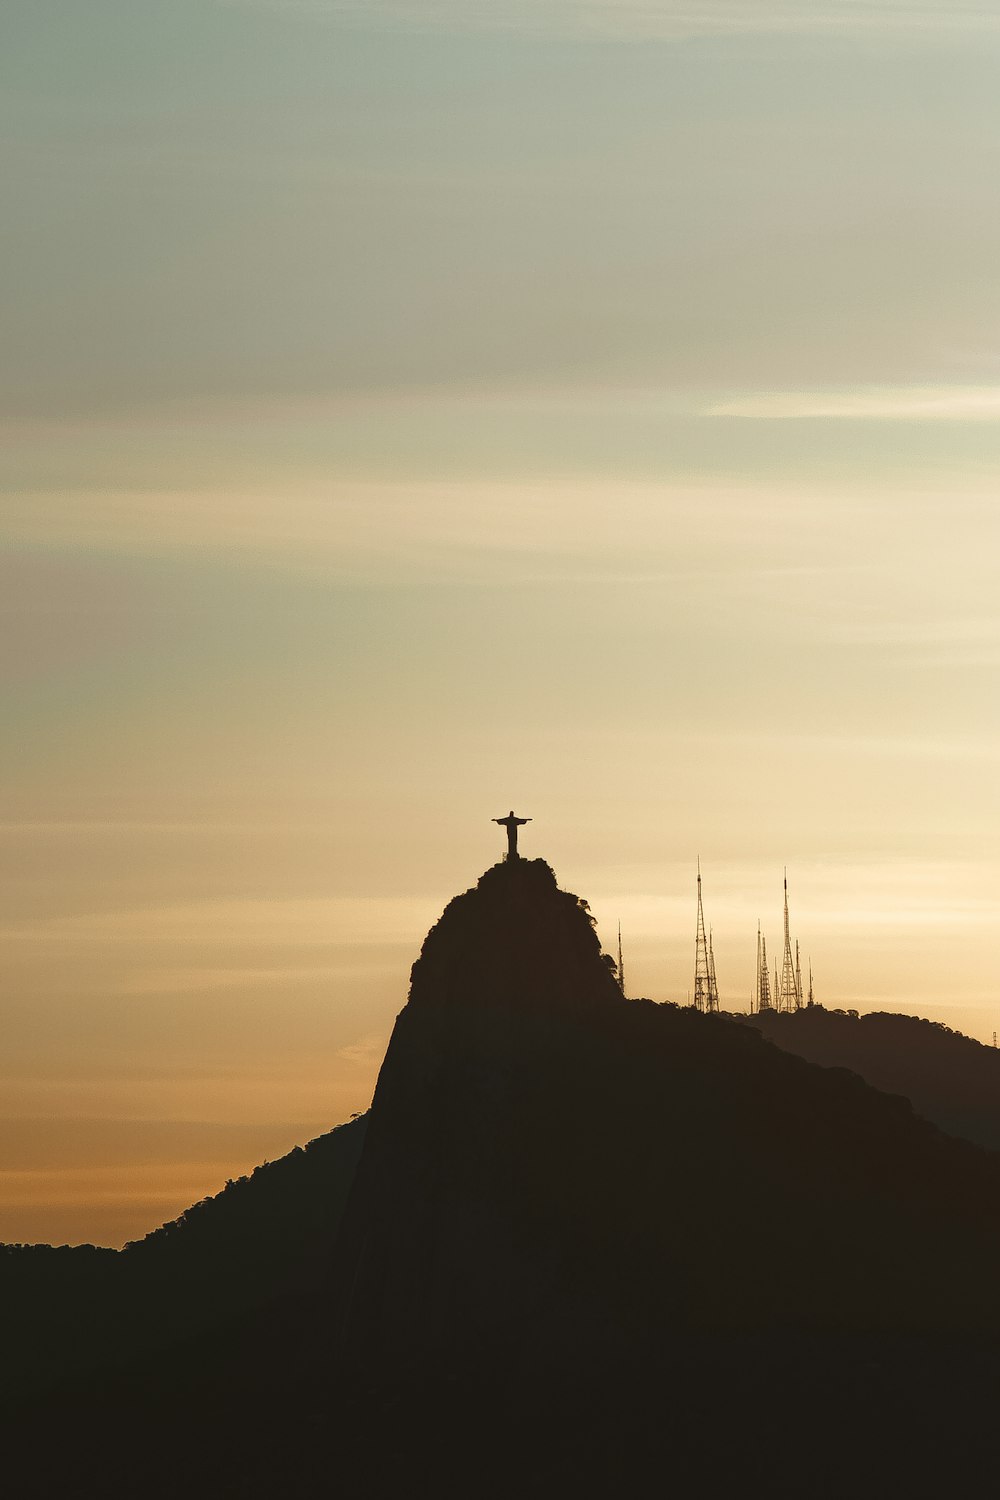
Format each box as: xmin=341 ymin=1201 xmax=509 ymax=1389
xmin=594 ymin=858 xmax=1000 ymax=957
xmin=119 ymin=965 xmax=385 ymax=997
xmin=221 ymin=1 xmax=1000 ymax=40
xmin=818 ymin=618 xmax=1000 ymax=669
xmin=0 ymin=477 xmax=829 ymax=573
xmin=708 ymin=385 xmax=1000 ymax=420
xmin=0 ymin=895 xmax=442 ymax=948
xmin=336 ymin=1030 xmax=391 ymax=1068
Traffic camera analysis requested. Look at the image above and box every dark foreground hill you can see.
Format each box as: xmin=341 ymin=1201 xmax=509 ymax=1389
xmin=8 ymin=858 xmax=1000 ymax=1496
xmin=743 ymin=1004 xmax=1000 ymax=1151
xmin=0 ymin=1114 xmax=367 ymax=1397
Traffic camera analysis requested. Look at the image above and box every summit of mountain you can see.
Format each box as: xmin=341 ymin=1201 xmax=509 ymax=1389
xmin=407 ymin=856 xmax=625 ymax=1014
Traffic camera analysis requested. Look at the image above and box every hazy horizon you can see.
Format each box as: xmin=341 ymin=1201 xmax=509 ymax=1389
xmin=3 ymin=0 xmax=1000 ymax=1246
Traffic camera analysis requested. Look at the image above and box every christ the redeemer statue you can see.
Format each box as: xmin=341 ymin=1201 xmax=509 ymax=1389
xmin=494 ymin=810 xmax=531 ymax=860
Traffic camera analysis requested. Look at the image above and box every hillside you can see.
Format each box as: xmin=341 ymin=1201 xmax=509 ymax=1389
xmin=0 ymin=1114 xmax=367 ymax=1398
xmin=743 ymin=1005 xmax=1000 ymax=1150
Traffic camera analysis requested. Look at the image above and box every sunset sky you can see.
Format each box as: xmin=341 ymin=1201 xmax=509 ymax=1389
xmin=4 ymin=0 xmax=1000 ymax=1246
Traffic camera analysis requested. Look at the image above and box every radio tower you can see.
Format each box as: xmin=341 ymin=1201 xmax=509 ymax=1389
xmin=808 ymin=960 xmax=814 ymax=1007
xmin=756 ymin=925 xmax=773 ymax=1012
xmin=617 ymin=921 xmax=627 ymax=999
xmin=694 ymin=860 xmax=714 ymax=1012
xmin=708 ymin=928 xmax=720 ymax=1012
xmin=795 ymin=940 xmax=803 ymax=1010
xmin=778 ymin=872 xmax=800 ymax=1012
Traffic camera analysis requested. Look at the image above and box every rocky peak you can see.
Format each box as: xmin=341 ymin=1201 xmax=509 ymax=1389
xmin=407 ymin=858 xmax=623 ymax=1015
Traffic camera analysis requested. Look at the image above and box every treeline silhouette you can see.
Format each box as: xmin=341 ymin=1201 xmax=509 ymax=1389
xmin=744 ymin=1003 xmax=1000 ymax=1150
xmin=7 ymin=858 xmax=1000 ymax=1496
xmin=0 ymin=1115 xmax=367 ymax=1400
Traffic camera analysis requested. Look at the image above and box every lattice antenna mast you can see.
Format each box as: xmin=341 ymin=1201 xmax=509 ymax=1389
xmin=707 ymin=927 xmax=720 ymax=1013
xmin=756 ymin=925 xmax=773 ymax=1012
xmin=693 ymin=859 xmax=711 ymax=1012
xmin=778 ymin=871 xmax=799 ymax=1013
xmin=808 ymin=960 xmax=814 ymax=1007
xmin=795 ymin=940 xmax=803 ymax=1010
xmin=617 ymin=921 xmax=627 ymax=999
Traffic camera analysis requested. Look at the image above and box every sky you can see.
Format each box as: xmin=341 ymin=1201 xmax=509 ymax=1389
xmin=3 ymin=0 xmax=1000 ymax=1246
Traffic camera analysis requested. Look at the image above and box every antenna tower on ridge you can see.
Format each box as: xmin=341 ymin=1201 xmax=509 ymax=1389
xmin=777 ymin=871 xmax=801 ymax=1012
xmin=708 ymin=928 xmax=720 ymax=1013
xmin=693 ymin=860 xmax=717 ymax=1012
xmin=617 ymin=921 xmax=627 ymax=999
xmin=756 ymin=925 xmax=773 ymax=1012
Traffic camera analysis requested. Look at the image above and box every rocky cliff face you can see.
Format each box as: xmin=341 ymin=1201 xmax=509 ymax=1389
xmin=332 ymin=858 xmax=1000 ymax=1379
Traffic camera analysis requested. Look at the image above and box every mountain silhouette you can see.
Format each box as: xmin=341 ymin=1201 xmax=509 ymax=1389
xmin=333 ymin=858 xmax=1000 ymax=1380
xmin=8 ymin=856 xmax=1000 ymax=1496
